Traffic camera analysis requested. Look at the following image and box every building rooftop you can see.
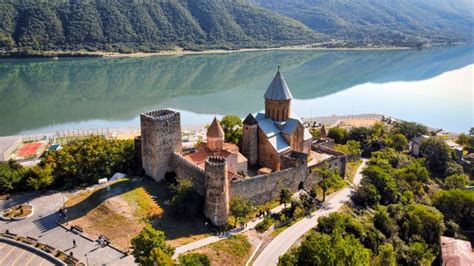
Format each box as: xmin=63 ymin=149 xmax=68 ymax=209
xmin=440 ymin=236 xmax=474 ymax=266
xmin=207 ymin=117 xmax=225 ymax=138
xmin=264 ymin=70 xmax=293 ymax=101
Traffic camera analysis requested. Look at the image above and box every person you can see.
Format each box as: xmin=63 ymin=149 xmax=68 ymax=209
xmin=72 ymin=239 xmax=77 ymax=248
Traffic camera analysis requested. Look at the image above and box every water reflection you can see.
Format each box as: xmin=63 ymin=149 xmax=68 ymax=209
xmin=0 ymin=44 xmax=472 ymax=135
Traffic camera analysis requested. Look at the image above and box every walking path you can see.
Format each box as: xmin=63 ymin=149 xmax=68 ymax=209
xmin=172 ymin=192 xmax=302 ymax=259
xmin=253 ymin=159 xmax=367 ymax=266
xmin=0 ymin=191 xmax=134 ymax=265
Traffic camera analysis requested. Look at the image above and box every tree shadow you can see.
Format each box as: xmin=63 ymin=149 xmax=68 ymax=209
xmin=141 ymin=182 xmax=211 ymax=244
xmin=63 ymin=179 xmax=138 ymax=222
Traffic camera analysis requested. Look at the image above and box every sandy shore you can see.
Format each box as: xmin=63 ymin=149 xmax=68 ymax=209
xmin=5 ymin=44 xmax=412 ymax=59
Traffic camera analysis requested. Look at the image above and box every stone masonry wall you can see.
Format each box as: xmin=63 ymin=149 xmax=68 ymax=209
xmin=311 ymin=144 xmax=347 ymax=177
xmin=141 ymin=109 xmax=182 ymax=182
xmin=172 ymin=152 xmax=206 ymax=196
xmin=230 ymin=163 xmax=314 ymax=205
xmin=204 ymin=156 xmax=229 ymax=228
xmin=242 ymin=124 xmax=258 ymax=166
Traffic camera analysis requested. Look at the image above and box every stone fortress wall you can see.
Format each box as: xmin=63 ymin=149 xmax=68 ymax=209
xmin=140 ymin=109 xmax=182 ymax=182
xmin=172 ymin=152 xmax=207 ymax=195
xmin=230 ymin=163 xmax=312 ymax=205
xmin=204 ymin=156 xmax=230 ymax=227
xmin=140 ymin=109 xmax=347 ymax=227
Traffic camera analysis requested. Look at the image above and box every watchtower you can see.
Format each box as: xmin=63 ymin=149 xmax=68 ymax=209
xmin=140 ymin=109 xmax=182 ymax=182
xmin=242 ymin=113 xmax=258 ymax=166
xmin=204 ymin=156 xmax=229 ymax=228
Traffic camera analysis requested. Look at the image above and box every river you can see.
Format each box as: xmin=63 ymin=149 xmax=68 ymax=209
xmin=0 ymin=44 xmax=472 ymax=136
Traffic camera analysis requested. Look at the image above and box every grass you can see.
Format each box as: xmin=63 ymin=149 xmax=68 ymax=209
xmin=228 ymin=199 xmax=280 ymax=228
xmin=345 ymin=160 xmax=362 ymax=183
xmin=2 ymin=204 xmax=33 ymax=218
xmin=184 ymin=235 xmax=252 ymax=266
xmin=63 ymin=177 xmax=210 ymax=250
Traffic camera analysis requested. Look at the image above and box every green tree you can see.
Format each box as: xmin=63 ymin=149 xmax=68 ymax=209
xmin=374 ymin=243 xmax=397 ymax=266
xmin=328 ymin=126 xmax=348 ymax=144
xmin=352 ymin=182 xmax=381 ymax=207
xmin=373 ymin=208 xmax=397 ymax=238
xmin=230 ymin=196 xmax=253 ymax=227
xmin=390 ymin=133 xmax=408 ymax=152
xmin=279 ymin=188 xmax=292 ymax=207
xmin=285 ymin=231 xmax=370 ymax=266
xmin=433 ymin=189 xmax=474 ymax=230
xmin=315 ymin=166 xmax=343 ymax=202
xmin=419 ymin=137 xmax=450 ymax=175
xmin=444 ymin=174 xmax=468 ymax=189
xmin=178 ymin=253 xmax=210 ymax=266
xmin=334 ymin=140 xmax=361 ymax=160
xmin=317 ymin=213 xmax=365 ymax=240
xmin=150 ymin=247 xmax=174 ymax=266
xmin=131 ymin=225 xmax=174 ymax=266
xmin=220 ymin=115 xmax=243 ymax=145
xmin=47 ymin=136 xmax=136 ymax=188
xmin=395 ymin=121 xmax=428 ymax=139
xmin=400 ymin=204 xmax=445 ymax=244
xmin=347 ymin=127 xmax=371 ymax=147
xmin=169 ymin=179 xmax=204 ymax=219
xmin=362 ymin=164 xmax=399 ymax=205
xmin=406 ymin=242 xmax=436 ymax=266
xmin=27 ymin=164 xmax=54 ymax=190
xmin=0 ymin=160 xmax=28 ymax=192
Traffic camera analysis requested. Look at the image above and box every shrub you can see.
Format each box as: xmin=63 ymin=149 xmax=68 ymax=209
xmin=179 ymin=253 xmax=211 ymax=266
xmin=256 ymin=216 xmax=274 ymax=233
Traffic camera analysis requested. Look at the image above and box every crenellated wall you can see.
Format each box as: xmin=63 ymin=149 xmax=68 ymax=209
xmin=172 ymin=152 xmax=206 ymax=195
xmin=140 ymin=109 xmax=182 ymax=182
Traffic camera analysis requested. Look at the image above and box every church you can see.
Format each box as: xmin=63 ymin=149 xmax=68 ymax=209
xmin=241 ymin=69 xmax=313 ymax=172
xmin=138 ymin=68 xmax=346 ymax=227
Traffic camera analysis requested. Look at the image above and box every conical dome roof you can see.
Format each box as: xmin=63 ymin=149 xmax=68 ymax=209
xmin=264 ymin=70 xmax=293 ymax=101
xmin=207 ymin=117 xmax=225 ymax=138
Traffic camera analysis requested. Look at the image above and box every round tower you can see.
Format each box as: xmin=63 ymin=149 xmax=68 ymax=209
xmin=206 ymin=117 xmax=225 ymax=152
xmin=140 ymin=109 xmax=182 ymax=182
xmin=204 ymin=156 xmax=229 ymax=228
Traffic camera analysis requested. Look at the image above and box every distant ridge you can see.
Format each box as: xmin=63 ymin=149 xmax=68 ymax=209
xmin=0 ymin=0 xmax=320 ymax=53
xmin=253 ymin=0 xmax=474 ymax=46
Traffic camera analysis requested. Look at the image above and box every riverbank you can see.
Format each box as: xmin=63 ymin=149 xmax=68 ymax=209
xmin=0 ymin=44 xmax=413 ymax=59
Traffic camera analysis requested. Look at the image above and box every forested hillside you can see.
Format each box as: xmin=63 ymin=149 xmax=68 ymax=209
xmin=253 ymin=0 xmax=474 ymax=46
xmin=0 ymin=0 xmax=319 ymax=52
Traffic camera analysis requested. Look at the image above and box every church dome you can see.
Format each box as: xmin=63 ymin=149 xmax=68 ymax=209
xmin=207 ymin=117 xmax=225 ymax=138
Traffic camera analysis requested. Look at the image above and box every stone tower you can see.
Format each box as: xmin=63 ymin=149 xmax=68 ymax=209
xmin=204 ymin=156 xmax=229 ymax=228
xmin=140 ymin=109 xmax=182 ymax=182
xmin=207 ymin=117 xmax=225 ymax=152
xmin=242 ymin=113 xmax=258 ymax=166
xmin=264 ymin=69 xmax=293 ymax=121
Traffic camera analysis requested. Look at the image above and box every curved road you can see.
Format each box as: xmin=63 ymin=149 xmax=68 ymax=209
xmin=253 ymin=159 xmax=367 ymax=266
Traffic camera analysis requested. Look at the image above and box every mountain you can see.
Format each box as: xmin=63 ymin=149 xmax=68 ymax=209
xmin=0 ymin=0 xmax=320 ymax=53
xmin=252 ymin=0 xmax=474 ymax=46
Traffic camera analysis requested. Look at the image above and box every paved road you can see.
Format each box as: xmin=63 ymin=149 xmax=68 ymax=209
xmin=0 ymin=191 xmax=134 ymax=265
xmin=253 ymin=159 xmax=367 ymax=266
xmin=173 ymin=192 xmax=303 ymax=259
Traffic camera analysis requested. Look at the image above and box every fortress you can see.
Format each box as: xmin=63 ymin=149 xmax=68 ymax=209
xmin=137 ymin=70 xmax=346 ymax=227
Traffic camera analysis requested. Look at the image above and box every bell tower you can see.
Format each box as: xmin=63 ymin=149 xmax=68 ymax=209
xmin=264 ymin=67 xmax=293 ymax=121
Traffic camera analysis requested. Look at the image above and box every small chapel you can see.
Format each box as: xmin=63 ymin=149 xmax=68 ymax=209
xmin=241 ymin=69 xmax=313 ymax=171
